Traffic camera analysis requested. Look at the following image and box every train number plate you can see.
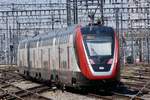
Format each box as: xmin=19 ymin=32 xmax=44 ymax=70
xmin=99 ymin=66 xmax=104 ymax=70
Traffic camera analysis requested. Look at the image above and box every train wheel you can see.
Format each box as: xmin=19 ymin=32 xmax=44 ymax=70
xmin=55 ymin=75 xmax=61 ymax=89
xmin=50 ymin=75 xmax=55 ymax=83
xmin=35 ymin=73 xmax=38 ymax=79
xmin=71 ymin=78 xmax=77 ymax=86
xmin=106 ymin=79 xmax=120 ymax=91
xmin=24 ymin=71 xmax=26 ymax=75
xmin=61 ymin=84 xmax=66 ymax=93
xmin=38 ymin=73 xmax=42 ymax=81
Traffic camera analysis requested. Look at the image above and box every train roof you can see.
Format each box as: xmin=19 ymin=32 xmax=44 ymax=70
xmin=19 ymin=25 xmax=76 ymax=44
xmin=19 ymin=25 xmax=114 ymax=44
xmin=81 ymin=25 xmax=114 ymax=35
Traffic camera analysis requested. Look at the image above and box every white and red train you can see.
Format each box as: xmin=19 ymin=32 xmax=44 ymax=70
xmin=17 ymin=24 xmax=120 ymax=88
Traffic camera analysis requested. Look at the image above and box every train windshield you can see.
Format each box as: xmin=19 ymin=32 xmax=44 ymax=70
xmin=81 ymin=26 xmax=115 ymax=71
xmin=84 ymin=36 xmax=113 ymax=57
xmin=86 ymin=40 xmax=112 ymax=56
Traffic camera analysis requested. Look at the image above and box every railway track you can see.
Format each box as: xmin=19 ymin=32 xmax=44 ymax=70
xmin=0 ymin=80 xmax=53 ymax=100
xmin=79 ymin=64 xmax=150 ymax=100
xmin=77 ymin=63 xmax=150 ymax=100
xmin=87 ymin=92 xmax=138 ymax=100
xmin=0 ymin=66 xmax=53 ymax=100
xmin=121 ymin=64 xmax=150 ymax=100
xmin=0 ymin=64 xmax=149 ymax=100
xmin=84 ymin=63 xmax=150 ymax=100
xmin=85 ymin=85 xmax=144 ymax=100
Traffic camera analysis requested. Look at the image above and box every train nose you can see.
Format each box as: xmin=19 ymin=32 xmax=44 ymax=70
xmin=75 ymin=25 xmax=119 ymax=80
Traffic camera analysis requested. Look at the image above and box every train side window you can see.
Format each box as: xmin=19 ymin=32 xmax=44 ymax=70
xmin=39 ymin=39 xmax=42 ymax=47
xmin=64 ymin=35 xmax=67 ymax=43
xmin=30 ymin=41 xmax=37 ymax=48
xmin=50 ymin=38 xmax=53 ymax=45
xmin=20 ymin=42 xmax=25 ymax=49
xmin=42 ymin=39 xmax=46 ymax=46
xmin=41 ymin=38 xmax=52 ymax=46
xmin=45 ymin=39 xmax=49 ymax=46
xmin=59 ymin=35 xmax=62 ymax=44
xmin=59 ymin=34 xmax=69 ymax=44
xmin=60 ymin=35 xmax=63 ymax=44
xmin=109 ymin=0 xmax=111 ymax=3
xmin=41 ymin=40 xmax=44 ymax=46
xmin=19 ymin=60 xmax=22 ymax=66
xmin=48 ymin=38 xmax=53 ymax=46
xmin=25 ymin=43 xmax=27 ymax=48
xmin=19 ymin=43 xmax=22 ymax=49
xmin=55 ymin=36 xmax=59 ymax=45
xmin=66 ymin=33 xmax=70 ymax=43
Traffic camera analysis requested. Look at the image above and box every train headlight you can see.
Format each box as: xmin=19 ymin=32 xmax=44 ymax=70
xmin=107 ymin=58 xmax=113 ymax=64
xmin=89 ymin=59 xmax=95 ymax=64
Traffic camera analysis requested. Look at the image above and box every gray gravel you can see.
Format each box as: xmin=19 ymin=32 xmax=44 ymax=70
xmin=41 ymin=90 xmax=101 ymax=100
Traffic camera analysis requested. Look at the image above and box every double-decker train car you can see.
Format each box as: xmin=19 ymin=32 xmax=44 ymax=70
xmin=17 ymin=24 xmax=120 ymax=88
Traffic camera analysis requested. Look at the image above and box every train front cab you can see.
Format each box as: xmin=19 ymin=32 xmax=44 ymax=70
xmin=74 ymin=25 xmax=120 ymax=87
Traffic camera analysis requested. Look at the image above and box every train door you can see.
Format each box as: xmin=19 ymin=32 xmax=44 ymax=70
xmin=67 ymin=34 xmax=73 ymax=84
xmin=40 ymin=49 xmax=43 ymax=68
xmin=67 ymin=45 xmax=72 ymax=84
xmin=67 ymin=35 xmax=71 ymax=71
xmin=57 ymin=45 xmax=61 ymax=82
xmin=33 ymin=50 xmax=35 ymax=69
xmin=43 ymin=48 xmax=50 ymax=80
xmin=40 ymin=49 xmax=43 ymax=77
xmin=48 ymin=48 xmax=51 ymax=80
xmin=27 ymin=42 xmax=30 ymax=76
xmin=37 ymin=38 xmax=41 ymax=73
xmin=51 ymin=38 xmax=56 ymax=81
xmin=58 ymin=46 xmax=61 ymax=71
xmin=58 ymin=35 xmax=67 ymax=83
xmin=67 ymin=35 xmax=70 ymax=70
xmin=17 ymin=44 xmax=20 ymax=67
